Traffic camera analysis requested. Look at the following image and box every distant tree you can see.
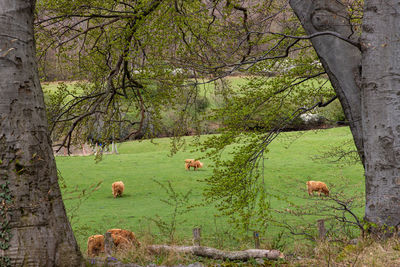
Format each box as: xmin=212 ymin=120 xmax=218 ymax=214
xmin=0 ymin=0 xmax=82 ymax=265
xmin=36 ymin=0 xmax=212 ymax=151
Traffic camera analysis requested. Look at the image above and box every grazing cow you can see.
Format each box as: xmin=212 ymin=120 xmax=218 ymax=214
xmin=185 ymin=159 xmax=203 ymax=171
xmin=107 ymin=228 xmax=141 ymax=248
xmin=185 ymin=159 xmax=195 ymax=170
xmin=87 ymin=234 xmax=105 ymax=257
xmin=87 ymin=229 xmax=140 ymax=256
xmin=112 ymin=181 xmax=125 ymax=198
xmin=306 ymin=181 xmax=329 ymax=196
xmin=190 ymin=160 xmax=203 ymax=170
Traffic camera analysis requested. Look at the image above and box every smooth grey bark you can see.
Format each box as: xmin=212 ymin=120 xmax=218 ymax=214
xmin=0 ymin=0 xmax=83 ymax=265
xmin=289 ymin=0 xmax=364 ymax=165
xmin=361 ymin=0 xmax=400 ymax=228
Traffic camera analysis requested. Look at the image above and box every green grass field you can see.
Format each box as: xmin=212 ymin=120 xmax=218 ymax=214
xmin=56 ymin=126 xmax=364 ymax=253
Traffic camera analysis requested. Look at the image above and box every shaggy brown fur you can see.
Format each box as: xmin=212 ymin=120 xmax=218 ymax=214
xmin=87 ymin=234 xmax=105 ymax=257
xmin=185 ymin=159 xmax=203 ymax=171
xmin=87 ymin=229 xmax=140 ymax=256
xmin=111 ymin=234 xmax=131 ymax=250
xmin=306 ymin=181 xmax=329 ymax=196
xmin=185 ymin=159 xmax=195 ymax=170
xmin=107 ymin=228 xmax=141 ymax=247
xmin=112 ymin=181 xmax=124 ymax=198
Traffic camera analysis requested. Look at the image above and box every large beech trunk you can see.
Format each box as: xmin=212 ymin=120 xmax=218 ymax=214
xmin=290 ymin=0 xmax=400 ymax=231
xmin=0 ymin=1 xmax=82 ymax=265
xmin=289 ymin=0 xmax=364 ymax=165
xmin=361 ymin=0 xmax=400 ymax=229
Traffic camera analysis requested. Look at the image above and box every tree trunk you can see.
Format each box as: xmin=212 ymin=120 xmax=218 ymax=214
xmin=0 ymin=1 xmax=83 ymax=265
xmin=361 ymin=0 xmax=400 ymax=230
xmin=289 ymin=0 xmax=364 ymax=165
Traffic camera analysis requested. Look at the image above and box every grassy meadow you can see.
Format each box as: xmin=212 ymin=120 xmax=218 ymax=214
xmin=56 ymin=126 xmax=365 ymax=254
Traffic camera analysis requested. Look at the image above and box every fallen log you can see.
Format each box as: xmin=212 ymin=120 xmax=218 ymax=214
xmin=147 ymin=245 xmax=284 ymax=261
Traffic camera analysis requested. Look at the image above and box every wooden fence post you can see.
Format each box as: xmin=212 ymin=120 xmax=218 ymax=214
xmin=253 ymin=231 xmax=260 ymax=249
xmin=317 ymin=219 xmax=326 ymax=240
xmin=112 ymin=141 xmax=119 ymax=154
xmin=104 ymin=232 xmax=114 ymax=256
xmin=193 ymin=227 xmax=201 ymax=246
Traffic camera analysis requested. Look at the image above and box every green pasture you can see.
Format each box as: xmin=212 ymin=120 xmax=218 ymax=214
xmin=56 ymin=126 xmax=364 ymax=253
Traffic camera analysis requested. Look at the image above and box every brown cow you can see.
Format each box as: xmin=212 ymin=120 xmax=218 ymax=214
xmin=185 ymin=159 xmax=203 ymax=171
xmin=184 ymin=159 xmax=195 ymax=170
xmin=306 ymin=181 xmax=329 ymax=196
xmin=87 ymin=234 xmax=105 ymax=257
xmin=87 ymin=229 xmax=140 ymax=256
xmin=107 ymin=228 xmax=141 ymax=247
xmin=112 ymin=181 xmax=125 ymax=198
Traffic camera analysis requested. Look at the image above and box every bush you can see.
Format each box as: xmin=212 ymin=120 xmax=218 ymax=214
xmin=194 ymin=96 xmax=210 ymax=113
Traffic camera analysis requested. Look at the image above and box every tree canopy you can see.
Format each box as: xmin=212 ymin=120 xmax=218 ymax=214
xmin=34 ymin=0 xmax=400 ymax=237
xmin=33 ymin=0 xmax=367 ymax=231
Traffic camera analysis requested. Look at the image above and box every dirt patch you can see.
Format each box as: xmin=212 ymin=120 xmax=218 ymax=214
xmin=53 ymin=143 xmax=96 ymax=156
